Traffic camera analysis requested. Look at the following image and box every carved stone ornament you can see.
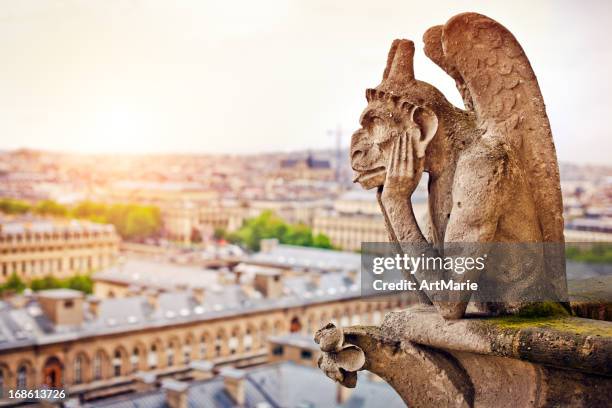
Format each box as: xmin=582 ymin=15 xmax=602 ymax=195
xmin=314 ymin=323 xmax=365 ymax=387
xmin=349 ymin=11 xmax=568 ymax=318
xmin=318 ymin=12 xmax=612 ymax=408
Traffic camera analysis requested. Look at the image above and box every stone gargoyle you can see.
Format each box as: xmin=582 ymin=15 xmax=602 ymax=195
xmin=349 ymin=12 xmax=568 ymax=319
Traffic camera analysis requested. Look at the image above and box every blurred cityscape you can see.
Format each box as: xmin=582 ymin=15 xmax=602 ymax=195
xmin=0 ymin=147 xmax=610 ymax=407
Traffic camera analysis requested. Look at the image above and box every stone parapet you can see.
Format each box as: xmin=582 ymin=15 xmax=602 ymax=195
xmin=316 ymin=305 xmax=612 ymax=407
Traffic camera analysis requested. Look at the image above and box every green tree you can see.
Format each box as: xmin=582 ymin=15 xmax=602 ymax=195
xmin=285 ymin=224 xmax=314 ymax=247
xmin=2 ymin=272 xmax=26 ymax=294
xmin=213 ymin=227 xmax=227 ymax=241
xmin=232 ymin=211 xmax=334 ymax=251
xmin=123 ymin=206 xmax=161 ymax=240
xmin=0 ymin=198 xmax=31 ymax=214
xmin=71 ymin=201 xmax=108 ymax=221
xmin=30 ymin=275 xmax=63 ymax=291
xmin=29 ymin=274 xmax=93 ymax=294
xmin=71 ymin=201 xmax=161 ymax=241
xmin=65 ymin=275 xmax=93 ymax=294
xmin=34 ymin=200 xmax=68 ymax=216
xmin=313 ymin=233 xmax=333 ymax=249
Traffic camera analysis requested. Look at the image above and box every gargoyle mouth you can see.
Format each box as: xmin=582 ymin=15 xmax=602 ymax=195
xmin=353 ymin=166 xmax=385 ymax=183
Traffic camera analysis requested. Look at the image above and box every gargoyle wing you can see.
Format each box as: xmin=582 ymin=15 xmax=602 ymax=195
xmin=424 ymin=12 xmax=564 ymax=243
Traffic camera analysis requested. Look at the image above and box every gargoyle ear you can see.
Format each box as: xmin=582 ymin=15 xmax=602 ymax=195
xmin=410 ymin=106 xmax=439 ymax=158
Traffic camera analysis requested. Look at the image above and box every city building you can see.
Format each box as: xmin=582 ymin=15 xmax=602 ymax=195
xmin=0 ymin=216 xmax=119 ymax=284
xmin=0 ymin=247 xmax=406 ymax=404
xmin=313 ymin=190 xmax=429 ymax=251
xmin=87 ymin=355 xmax=404 ymax=408
xmin=277 ymin=153 xmax=334 ymax=181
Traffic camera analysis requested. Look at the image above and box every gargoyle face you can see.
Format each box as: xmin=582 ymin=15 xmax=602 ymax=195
xmin=350 ymin=97 xmax=438 ymax=190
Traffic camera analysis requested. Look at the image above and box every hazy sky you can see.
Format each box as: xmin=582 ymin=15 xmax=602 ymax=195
xmin=0 ymin=0 xmax=611 ymax=164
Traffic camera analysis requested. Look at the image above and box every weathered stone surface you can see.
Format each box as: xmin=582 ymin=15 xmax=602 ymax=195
xmin=569 ymin=276 xmax=612 ymax=321
xmin=349 ymin=11 xmax=567 ymax=319
xmin=319 ymin=11 xmax=611 ymax=407
xmin=317 ymin=305 xmax=612 ymax=407
xmin=383 ymin=305 xmax=612 ymax=376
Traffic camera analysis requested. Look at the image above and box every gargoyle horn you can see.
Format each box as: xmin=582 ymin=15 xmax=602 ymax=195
xmin=382 ymin=39 xmax=416 ymax=87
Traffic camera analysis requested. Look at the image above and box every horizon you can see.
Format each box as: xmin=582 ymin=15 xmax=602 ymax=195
xmin=1 ymin=0 xmax=612 ymax=165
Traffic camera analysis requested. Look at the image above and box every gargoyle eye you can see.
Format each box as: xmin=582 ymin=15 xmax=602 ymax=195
xmin=371 ymin=116 xmax=384 ymax=126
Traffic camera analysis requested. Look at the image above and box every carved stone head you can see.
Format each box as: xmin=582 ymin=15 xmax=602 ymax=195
xmin=350 ymin=40 xmax=443 ymax=190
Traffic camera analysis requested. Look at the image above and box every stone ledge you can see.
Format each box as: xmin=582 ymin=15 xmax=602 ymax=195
xmin=379 ymin=305 xmax=612 ymax=376
xmin=317 ymin=306 xmax=612 ymax=407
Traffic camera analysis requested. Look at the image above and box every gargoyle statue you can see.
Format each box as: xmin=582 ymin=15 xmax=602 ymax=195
xmin=350 ymin=12 xmax=568 ymax=318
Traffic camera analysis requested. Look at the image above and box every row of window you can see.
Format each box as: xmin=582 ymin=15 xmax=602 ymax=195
xmin=0 ymin=300 xmax=401 ymax=391
xmin=1 ymin=255 xmax=111 ymax=277
xmin=0 ymin=232 xmax=116 ymax=244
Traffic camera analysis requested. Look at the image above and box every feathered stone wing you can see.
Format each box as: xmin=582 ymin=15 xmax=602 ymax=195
xmin=424 ymin=12 xmax=564 ymax=244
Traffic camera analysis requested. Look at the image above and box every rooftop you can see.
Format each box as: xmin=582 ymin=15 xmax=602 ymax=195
xmin=86 ymin=361 xmax=405 ymax=408
xmin=268 ymin=332 xmax=320 ymax=351
xmin=93 ymin=259 xmax=220 ymax=290
xmin=0 ymin=261 xmax=361 ymax=350
xmin=37 ymin=288 xmax=84 ymax=299
xmin=249 ymin=244 xmax=360 ymax=273
xmin=0 ymin=215 xmax=116 ymax=235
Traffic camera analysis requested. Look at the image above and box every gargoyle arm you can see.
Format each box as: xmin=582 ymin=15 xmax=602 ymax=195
xmin=379 ymin=135 xmax=511 ymax=318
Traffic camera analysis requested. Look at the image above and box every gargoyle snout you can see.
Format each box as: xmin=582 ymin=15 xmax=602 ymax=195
xmin=350 ymin=129 xmax=370 ymax=171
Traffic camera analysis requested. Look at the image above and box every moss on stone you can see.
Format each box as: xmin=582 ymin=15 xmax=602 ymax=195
xmin=485 ymin=315 xmax=612 ymax=337
xmin=517 ymin=301 xmax=570 ymax=318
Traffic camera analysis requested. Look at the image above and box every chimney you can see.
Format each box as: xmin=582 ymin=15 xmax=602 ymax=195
xmin=346 ymin=269 xmax=358 ymax=283
xmin=175 ymin=283 xmax=188 ymax=292
xmin=221 ymin=367 xmax=246 ymax=406
xmin=310 ymin=272 xmax=322 ymax=288
xmin=189 ymin=360 xmax=214 ymax=381
xmin=259 ymin=238 xmax=278 ymax=253
xmin=192 ymin=287 xmax=205 ymax=304
xmin=146 ymin=289 xmax=159 ymax=310
xmin=134 ymin=371 xmax=156 ymax=393
xmin=216 ymin=269 xmax=233 ymax=285
xmin=87 ymin=295 xmax=101 ymax=319
xmin=337 ymin=383 xmax=353 ymax=405
xmin=37 ymin=289 xmax=84 ymax=326
xmin=127 ymin=285 xmax=143 ymax=297
xmin=234 ymin=270 xmax=243 ymax=285
xmin=162 ymin=379 xmax=189 ymax=408
xmin=254 ymin=270 xmax=283 ymax=299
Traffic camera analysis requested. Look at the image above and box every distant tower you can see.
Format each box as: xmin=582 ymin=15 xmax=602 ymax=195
xmin=327 ymin=125 xmax=343 ymax=183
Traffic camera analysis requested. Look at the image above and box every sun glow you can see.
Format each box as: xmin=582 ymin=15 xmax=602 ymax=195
xmin=80 ymin=106 xmax=159 ymax=154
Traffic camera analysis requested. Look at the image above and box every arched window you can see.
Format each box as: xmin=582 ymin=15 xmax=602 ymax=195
xmin=215 ymin=335 xmax=222 ymax=357
xmin=259 ymin=324 xmax=268 ymax=346
xmin=17 ymin=365 xmax=27 ymax=389
xmin=113 ymin=350 xmax=122 ymax=377
xmin=244 ymin=329 xmax=253 ymax=352
xmin=74 ymin=356 xmax=83 ymax=384
xmin=306 ymin=318 xmax=313 ymax=335
xmin=273 ymin=321 xmax=282 ymax=336
xmin=148 ymin=344 xmax=158 ymax=369
xmin=131 ymin=348 xmax=140 ymax=373
xmin=167 ymin=342 xmax=175 ymax=366
xmin=200 ymin=335 xmax=207 ymax=359
xmin=290 ymin=317 xmax=302 ymax=333
xmin=93 ymin=353 xmax=102 ymax=380
xmin=228 ymin=334 xmax=238 ymax=355
xmin=183 ymin=340 xmax=192 ymax=364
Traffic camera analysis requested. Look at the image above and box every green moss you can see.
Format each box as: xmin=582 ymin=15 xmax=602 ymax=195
xmin=517 ymin=301 xmax=570 ymax=318
xmin=486 ymin=315 xmax=612 ymax=337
